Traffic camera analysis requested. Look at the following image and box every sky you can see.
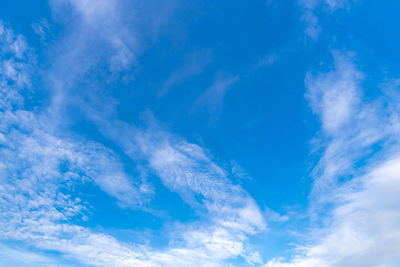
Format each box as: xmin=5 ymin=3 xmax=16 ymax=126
xmin=1 ymin=0 xmax=400 ymax=266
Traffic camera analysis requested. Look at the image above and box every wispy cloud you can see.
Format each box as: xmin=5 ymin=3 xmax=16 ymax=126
xmin=138 ymin=125 xmax=266 ymax=232
xmin=306 ymin=52 xmax=362 ymax=134
xmin=298 ymin=0 xmax=350 ymax=39
xmin=0 ymin=18 xmax=268 ymax=267
xmin=0 ymin=243 xmax=68 ymax=267
xmin=265 ymin=158 xmax=400 ymax=267
xmin=31 ymin=19 xmax=50 ymax=40
xmin=85 ymin=115 xmax=267 ymax=264
xmin=158 ymin=49 xmax=212 ymax=97
xmin=306 ymin=51 xmax=389 ymax=201
xmin=194 ymin=72 xmax=239 ymax=113
xmin=0 ymin=21 xmax=31 ymax=109
xmin=0 ymin=22 xmax=155 ymax=266
xmin=264 ymin=51 xmax=400 ymax=266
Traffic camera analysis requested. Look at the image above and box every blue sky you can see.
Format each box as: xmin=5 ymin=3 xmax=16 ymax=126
xmin=1 ymin=0 xmax=400 ymax=266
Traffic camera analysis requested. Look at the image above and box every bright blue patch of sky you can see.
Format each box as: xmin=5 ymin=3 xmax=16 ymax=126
xmin=1 ymin=0 xmax=400 ymax=266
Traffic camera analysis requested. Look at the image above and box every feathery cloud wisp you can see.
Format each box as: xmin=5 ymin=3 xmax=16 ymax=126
xmin=265 ymin=51 xmax=400 ymax=267
xmin=0 ymin=20 xmax=267 ymax=266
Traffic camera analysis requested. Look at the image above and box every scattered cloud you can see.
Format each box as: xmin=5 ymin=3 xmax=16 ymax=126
xmin=44 ymin=1 xmax=268 ymax=263
xmin=0 ymin=21 xmax=268 ymax=267
xmin=0 ymin=22 xmax=153 ymax=267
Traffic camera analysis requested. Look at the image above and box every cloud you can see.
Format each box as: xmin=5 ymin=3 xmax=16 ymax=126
xmin=305 ymin=51 xmax=363 ymax=134
xmin=194 ymin=72 xmax=239 ymax=113
xmin=0 ymin=21 xmax=267 ymax=266
xmin=46 ymin=0 xmax=140 ymax=120
xmin=0 ymin=21 xmax=31 ymax=110
xmin=299 ymin=0 xmax=348 ymax=11
xmin=298 ymin=0 xmax=350 ymax=39
xmin=300 ymin=10 xmax=321 ymax=40
xmin=264 ymin=51 xmax=400 ymax=266
xmin=306 ymin=51 xmax=391 ymax=200
xmin=93 ymin=117 xmax=266 ymax=231
xmin=46 ymin=0 xmax=181 ymax=122
xmin=265 ymin=157 xmax=400 ymax=267
xmin=255 ymin=53 xmax=278 ymax=69
xmin=143 ymin=131 xmax=266 ymax=232
xmin=31 ymin=19 xmax=50 ymax=40
xmin=158 ymin=49 xmax=212 ymax=97
xmin=84 ymin=116 xmax=267 ymax=264
xmin=51 ymin=0 xmax=137 ymax=71
xmin=0 ymin=23 xmax=155 ymax=266
xmin=264 ymin=207 xmax=290 ymax=223
xmin=0 ymin=243 xmax=67 ymax=267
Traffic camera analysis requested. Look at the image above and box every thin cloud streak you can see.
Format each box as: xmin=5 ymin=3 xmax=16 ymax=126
xmin=194 ymin=72 xmax=239 ymax=113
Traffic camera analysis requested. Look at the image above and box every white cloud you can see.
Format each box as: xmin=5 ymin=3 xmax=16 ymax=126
xmin=298 ymin=0 xmax=350 ymax=39
xmin=0 ymin=23 xmax=155 ymax=266
xmin=265 ymin=51 xmax=400 ymax=266
xmin=305 ymin=51 xmax=363 ymax=134
xmin=0 ymin=21 xmax=31 ymax=110
xmin=116 ymin=121 xmax=266 ymax=231
xmin=46 ymin=0 xmax=139 ymax=120
xmin=51 ymin=0 xmax=136 ymax=71
xmin=264 ymin=207 xmax=290 ymax=223
xmin=87 ymin=118 xmax=268 ymax=264
xmin=0 ymin=243 xmax=68 ymax=267
xmin=0 ymin=22 xmax=267 ymax=266
xmin=265 ymin=157 xmax=400 ymax=267
xmin=300 ymin=10 xmax=321 ymax=40
xmin=305 ymin=52 xmax=392 ymax=201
